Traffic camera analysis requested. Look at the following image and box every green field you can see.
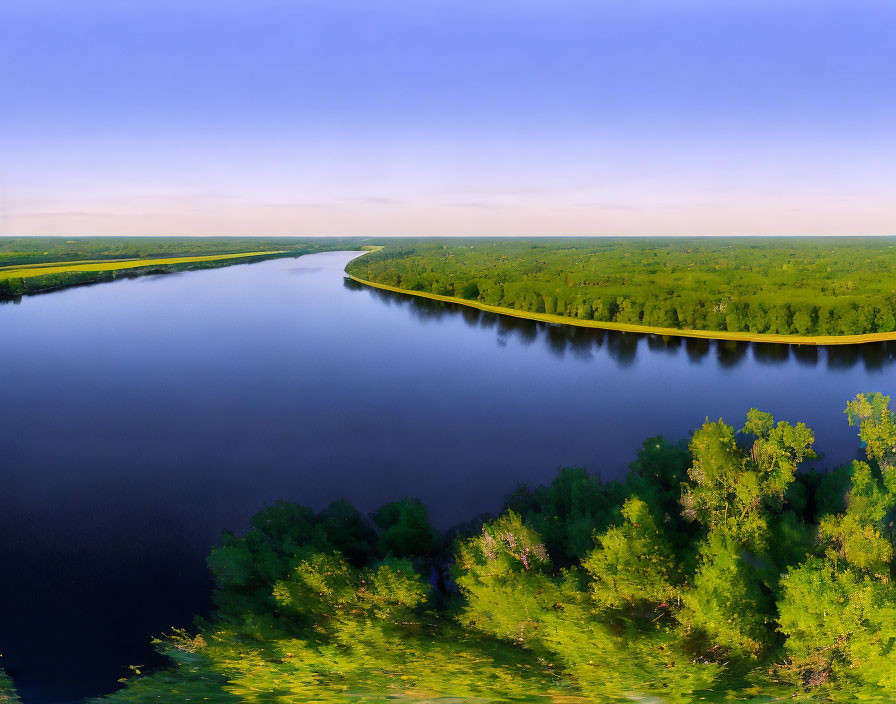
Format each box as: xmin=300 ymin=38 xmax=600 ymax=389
xmin=346 ymin=237 xmax=896 ymax=341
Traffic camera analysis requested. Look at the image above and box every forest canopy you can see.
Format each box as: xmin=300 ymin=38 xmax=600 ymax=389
xmin=71 ymin=392 xmax=896 ymax=704
xmin=345 ymin=237 xmax=896 ymax=337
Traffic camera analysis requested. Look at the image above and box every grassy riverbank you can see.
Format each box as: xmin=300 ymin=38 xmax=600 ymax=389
xmin=0 ymin=238 xmax=368 ymax=299
xmin=346 ymin=238 xmax=896 ymax=342
xmin=0 ymin=251 xmax=286 ymax=282
xmin=349 ymin=274 xmax=896 ymax=346
xmin=0 ymin=251 xmax=297 ymax=298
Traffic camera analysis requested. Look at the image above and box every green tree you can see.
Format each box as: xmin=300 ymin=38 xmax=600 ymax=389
xmin=460 ymin=281 xmax=480 ymax=300
xmin=779 ymin=560 xmax=896 ymax=694
xmin=792 ymin=308 xmax=813 ymax=335
xmin=273 ymin=553 xmax=427 ymax=625
xmin=678 ymin=529 xmax=775 ymax=655
xmin=583 ymin=497 xmax=678 ymax=612
xmin=454 ymin=511 xmax=554 ymax=644
xmin=371 ymin=498 xmax=440 ymax=558
xmin=681 ymin=411 xmax=814 ymax=551
xmin=778 ymin=394 xmax=896 ymax=694
xmin=505 ymin=467 xmax=624 ymax=564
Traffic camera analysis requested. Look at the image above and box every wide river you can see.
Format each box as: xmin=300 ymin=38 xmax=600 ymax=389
xmin=1 ymin=250 xmax=894 ymax=702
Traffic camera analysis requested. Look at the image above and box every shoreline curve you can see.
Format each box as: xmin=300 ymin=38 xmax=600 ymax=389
xmin=347 ymin=274 xmax=896 ymax=347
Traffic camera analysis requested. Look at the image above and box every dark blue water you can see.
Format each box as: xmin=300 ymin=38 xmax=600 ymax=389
xmin=0 ymin=250 xmax=894 ymax=702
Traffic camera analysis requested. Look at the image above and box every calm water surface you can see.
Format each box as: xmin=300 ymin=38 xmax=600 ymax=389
xmin=1 ymin=251 xmax=894 ymax=702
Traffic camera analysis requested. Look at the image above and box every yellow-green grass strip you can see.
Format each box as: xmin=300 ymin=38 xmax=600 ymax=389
xmin=0 ymin=251 xmax=287 ymax=281
xmin=0 ymin=258 xmax=140 ymax=271
xmin=348 ymin=274 xmax=896 ymax=346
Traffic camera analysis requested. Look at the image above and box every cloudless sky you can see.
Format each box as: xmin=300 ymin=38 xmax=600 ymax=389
xmin=1 ymin=0 xmax=894 ymax=236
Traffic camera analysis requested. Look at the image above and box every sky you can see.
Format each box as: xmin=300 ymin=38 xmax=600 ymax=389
xmin=1 ymin=0 xmax=895 ymax=237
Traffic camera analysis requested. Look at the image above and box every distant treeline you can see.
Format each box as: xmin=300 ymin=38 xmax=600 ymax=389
xmin=81 ymin=392 xmax=896 ymax=703
xmin=0 ymin=237 xmax=369 ymax=298
xmin=345 ymin=238 xmax=896 ymax=336
xmin=0 ymin=237 xmax=363 ymax=267
xmin=0 ymin=252 xmax=297 ymax=298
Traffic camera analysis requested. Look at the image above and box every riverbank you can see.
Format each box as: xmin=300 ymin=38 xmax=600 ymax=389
xmin=0 ymin=251 xmax=288 ymax=281
xmin=1 ymin=250 xmax=300 ymax=299
xmin=348 ymin=274 xmax=896 ymax=346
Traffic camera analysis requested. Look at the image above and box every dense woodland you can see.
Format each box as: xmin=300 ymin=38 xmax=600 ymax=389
xmin=346 ymin=238 xmax=896 ymax=336
xmin=0 ymin=393 xmax=872 ymax=702
xmin=0 ymin=237 xmax=366 ymax=298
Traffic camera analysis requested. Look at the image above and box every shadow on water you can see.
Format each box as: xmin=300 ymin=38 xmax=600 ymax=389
xmin=346 ymin=278 xmax=896 ymax=373
xmin=646 ymin=333 xmax=681 ymax=356
xmin=752 ymin=342 xmax=790 ymax=366
xmin=857 ymin=341 xmax=896 ymax=372
xmin=792 ymin=345 xmax=819 ymax=367
xmin=823 ymin=343 xmax=896 ymax=373
xmin=717 ymin=340 xmax=749 ymax=367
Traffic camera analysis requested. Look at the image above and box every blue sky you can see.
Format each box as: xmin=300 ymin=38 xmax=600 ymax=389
xmin=1 ymin=0 xmax=894 ymax=236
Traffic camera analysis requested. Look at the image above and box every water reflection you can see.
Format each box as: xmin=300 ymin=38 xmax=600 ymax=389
xmin=716 ymin=340 xmax=749 ymax=367
xmin=793 ymin=345 xmax=819 ymax=367
xmin=753 ymin=342 xmax=790 ymax=366
xmin=346 ymin=279 xmax=896 ymax=373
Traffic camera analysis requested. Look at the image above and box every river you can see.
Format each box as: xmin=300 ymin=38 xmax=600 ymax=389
xmin=0 ymin=250 xmax=893 ymax=702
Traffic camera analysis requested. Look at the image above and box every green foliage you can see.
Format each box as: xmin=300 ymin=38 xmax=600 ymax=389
xmin=460 ymin=280 xmax=480 ymax=299
xmin=0 ymin=236 xmax=363 ymax=268
xmin=779 ymin=559 xmax=896 ymax=694
xmin=505 ymin=466 xmax=625 ymax=564
xmin=776 ymin=394 xmax=896 ymax=698
xmin=818 ymin=469 xmax=849 ymax=516
xmin=454 ymin=511 xmax=556 ymax=645
xmin=846 ymin=392 xmax=896 ymax=485
xmin=625 ymin=436 xmax=692 ymax=523
xmin=768 ymin=509 xmax=816 ymax=571
xmin=346 ymin=237 xmax=896 ymax=336
xmin=371 ymin=498 xmax=440 ymax=558
xmin=681 ymin=411 xmax=814 ymax=553
xmin=102 ymin=393 xmax=896 ymax=703
xmin=207 ymin=500 xmax=379 ymax=617
xmin=583 ymin=497 xmax=678 ymax=611
xmin=454 ymin=511 xmax=720 ymax=702
xmin=678 ymin=529 xmax=776 ymax=656
xmin=315 ymin=498 xmax=379 ymax=564
xmin=819 ymin=462 xmax=894 ymax=576
xmin=273 ymin=553 xmax=427 ymax=623
xmin=0 ymin=237 xmax=361 ymax=298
